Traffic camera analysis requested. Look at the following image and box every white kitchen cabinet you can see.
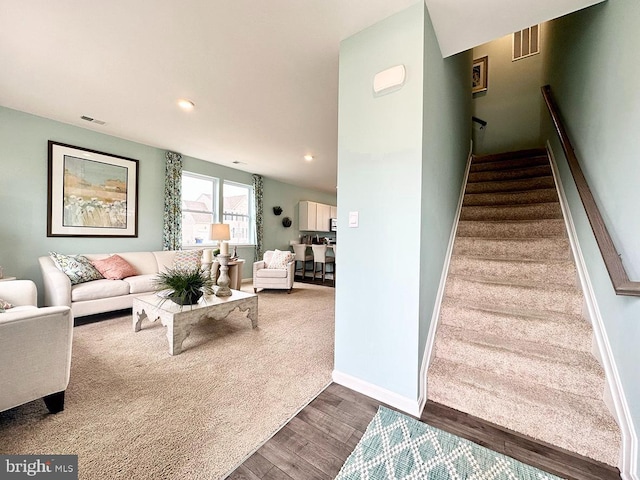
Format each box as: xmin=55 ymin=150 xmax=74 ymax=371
xmin=299 ymin=201 xmax=317 ymax=231
xmin=299 ymin=201 xmax=338 ymax=232
xmin=316 ymin=203 xmax=331 ymax=232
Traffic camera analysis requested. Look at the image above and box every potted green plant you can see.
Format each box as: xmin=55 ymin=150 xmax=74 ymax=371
xmin=154 ymin=267 xmax=215 ymax=305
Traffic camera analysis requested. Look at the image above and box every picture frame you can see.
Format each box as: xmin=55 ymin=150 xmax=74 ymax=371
xmin=472 ymin=56 xmax=488 ymax=93
xmin=47 ymin=141 xmax=139 ymax=237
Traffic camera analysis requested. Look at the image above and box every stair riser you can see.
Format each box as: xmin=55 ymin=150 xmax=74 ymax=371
xmin=468 ymin=165 xmax=552 ymax=183
xmin=433 ymin=334 xmax=602 ymax=396
xmin=449 ymin=256 xmax=578 ymax=287
xmin=439 ymin=303 xmax=592 ymax=352
xmin=427 ymin=369 xmax=618 ymax=466
xmin=460 ymin=203 xmax=563 ymax=221
xmin=444 ymin=278 xmax=583 ymax=315
xmin=463 ymin=188 xmax=558 ymax=206
xmin=453 ymin=238 xmax=572 ymax=261
xmin=456 ymin=220 xmax=566 ymax=238
xmin=470 ymin=155 xmax=550 ymax=173
xmin=466 ymin=176 xmax=556 ymax=194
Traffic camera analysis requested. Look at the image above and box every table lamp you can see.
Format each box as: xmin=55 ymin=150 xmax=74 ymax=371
xmin=210 ymin=223 xmax=232 ymax=296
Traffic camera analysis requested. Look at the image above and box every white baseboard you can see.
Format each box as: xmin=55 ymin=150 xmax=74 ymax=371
xmin=547 ymin=141 xmax=638 ymax=480
xmin=332 ymin=370 xmax=421 ymax=418
xmin=417 ymin=149 xmax=474 ymax=414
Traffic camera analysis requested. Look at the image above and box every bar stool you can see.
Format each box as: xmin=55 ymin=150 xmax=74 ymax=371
xmin=311 ymin=245 xmax=335 ymax=284
xmin=292 ymin=244 xmax=313 ymax=280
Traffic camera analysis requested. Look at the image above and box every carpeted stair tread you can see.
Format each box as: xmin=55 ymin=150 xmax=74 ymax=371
xmin=460 ymin=202 xmax=563 ymax=221
xmin=469 ymin=155 xmax=550 ymax=173
xmin=434 ymin=324 xmax=604 ymax=397
xmin=438 ymin=300 xmax=592 ymax=352
xmin=427 ymin=358 xmax=620 ymax=466
xmin=468 ymin=165 xmax=552 ymax=183
xmin=465 ymin=176 xmax=556 ymax=194
xmin=472 ymin=148 xmax=548 ymax=163
xmin=463 ymin=188 xmax=559 ymax=206
xmin=444 ymin=275 xmax=583 ymax=315
xmin=428 ymin=148 xmax=621 ymax=468
xmin=456 ymin=219 xmax=567 ymax=238
xmin=453 ymin=237 xmax=571 ymax=261
xmin=449 ymin=255 xmax=578 ymax=287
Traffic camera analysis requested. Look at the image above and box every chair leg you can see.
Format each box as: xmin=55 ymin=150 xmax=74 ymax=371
xmin=254 ymin=288 xmax=257 ymax=293
xmin=322 ymin=264 xmax=326 ymax=282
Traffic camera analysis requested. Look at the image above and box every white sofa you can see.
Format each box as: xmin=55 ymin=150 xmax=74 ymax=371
xmin=39 ymin=251 xmax=202 ymax=317
xmin=0 ymin=280 xmax=73 ymax=413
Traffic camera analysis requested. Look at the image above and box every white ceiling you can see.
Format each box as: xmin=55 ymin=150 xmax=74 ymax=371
xmin=0 ymin=0 xmax=417 ymax=194
xmin=425 ymin=0 xmax=606 ymax=57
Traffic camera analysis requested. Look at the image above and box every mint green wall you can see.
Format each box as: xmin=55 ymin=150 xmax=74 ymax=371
xmin=336 ymin=3 xmax=425 ymax=400
xmin=418 ymin=11 xmax=472 ymax=368
xmin=0 ymin=106 xmax=328 ymax=294
xmin=335 ymin=2 xmax=470 ymax=402
xmin=472 ymin=31 xmax=546 ymax=155
xmin=542 ymin=0 xmax=640 ymax=471
xmin=262 ymin=178 xmax=336 ymax=253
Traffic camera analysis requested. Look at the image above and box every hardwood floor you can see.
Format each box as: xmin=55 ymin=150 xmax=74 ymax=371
xmin=225 ymin=383 xmax=621 ymax=480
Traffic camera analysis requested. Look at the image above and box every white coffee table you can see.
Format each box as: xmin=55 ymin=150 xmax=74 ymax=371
xmin=133 ymin=290 xmax=258 ymax=355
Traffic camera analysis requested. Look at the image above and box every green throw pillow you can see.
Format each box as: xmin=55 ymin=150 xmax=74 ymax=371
xmin=50 ymin=252 xmax=104 ymax=285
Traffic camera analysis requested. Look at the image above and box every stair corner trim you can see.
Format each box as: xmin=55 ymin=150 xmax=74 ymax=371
xmin=547 ymin=141 xmax=639 ymax=480
xmin=332 ymin=369 xmax=421 ymax=418
xmin=418 ymin=151 xmax=474 ymax=415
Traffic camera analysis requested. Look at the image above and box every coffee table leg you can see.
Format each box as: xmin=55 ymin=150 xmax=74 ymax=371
xmin=247 ymin=298 xmax=258 ymax=328
xmin=133 ymin=307 xmax=148 ymax=332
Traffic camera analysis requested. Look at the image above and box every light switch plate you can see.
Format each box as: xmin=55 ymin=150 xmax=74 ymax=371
xmin=348 ymin=211 xmax=359 ymax=228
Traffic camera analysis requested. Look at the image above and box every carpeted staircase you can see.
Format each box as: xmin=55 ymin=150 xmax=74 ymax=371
xmin=427 ymin=148 xmax=621 ymax=467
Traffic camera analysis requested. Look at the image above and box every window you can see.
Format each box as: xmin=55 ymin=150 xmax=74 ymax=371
xmin=513 ymin=25 xmax=540 ymax=61
xmin=181 ymin=172 xmax=218 ymax=246
xmin=223 ymin=181 xmax=254 ymax=245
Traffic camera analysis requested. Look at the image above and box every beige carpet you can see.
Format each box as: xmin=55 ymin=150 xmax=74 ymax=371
xmin=427 ymin=149 xmax=621 ymax=466
xmin=0 ymin=282 xmax=335 ymax=479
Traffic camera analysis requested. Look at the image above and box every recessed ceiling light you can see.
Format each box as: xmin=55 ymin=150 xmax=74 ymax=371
xmin=178 ymin=99 xmax=195 ymax=110
xmin=304 ymin=154 xmax=314 ymax=161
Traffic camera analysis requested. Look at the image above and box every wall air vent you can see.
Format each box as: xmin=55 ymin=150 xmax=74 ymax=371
xmin=80 ymin=115 xmax=106 ymax=125
xmin=513 ymin=25 xmax=540 ymax=61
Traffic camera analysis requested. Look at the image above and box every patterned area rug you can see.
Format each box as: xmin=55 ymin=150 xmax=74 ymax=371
xmin=335 ymin=407 xmax=565 ymax=480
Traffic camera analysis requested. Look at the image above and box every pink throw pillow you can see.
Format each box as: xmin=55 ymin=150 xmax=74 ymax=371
xmin=91 ymin=255 xmax=138 ymax=280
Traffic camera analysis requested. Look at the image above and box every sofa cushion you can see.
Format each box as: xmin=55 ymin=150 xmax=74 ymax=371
xmin=173 ymin=250 xmax=202 ymax=271
xmin=115 ymin=252 xmax=159 ymax=275
xmin=49 ymin=252 xmax=104 ymax=285
xmin=71 ymin=279 xmax=131 ymax=302
xmin=267 ymin=249 xmax=293 ymax=269
xmin=91 ymin=255 xmax=138 ymax=280
xmin=153 ymin=251 xmax=178 ymax=273
xmin=256 ymin=269 xmax=287 ymax=279
xmin=124 ymin=274 xmax=157 ymax=294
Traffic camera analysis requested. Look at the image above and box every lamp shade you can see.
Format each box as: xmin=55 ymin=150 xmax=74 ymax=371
xmin=210 ymin=223 xmax=230 ymax=241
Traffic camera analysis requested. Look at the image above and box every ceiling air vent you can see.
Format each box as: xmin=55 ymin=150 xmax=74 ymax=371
xmin=80 ymin=115 xmax=106 ymax=125
xmin=513 ymin=25 xmax=540 ymax=61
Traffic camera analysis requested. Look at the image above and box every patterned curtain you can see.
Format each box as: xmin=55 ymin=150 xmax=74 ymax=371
xmin=163 ymin=151 xmax=182 ymax=251
xmin=253 ymin=174 xmax=264 ymax=260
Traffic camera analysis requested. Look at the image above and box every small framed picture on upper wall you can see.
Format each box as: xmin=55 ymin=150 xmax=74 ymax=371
xmin=472 ymin=56 xmax=488 ymax=94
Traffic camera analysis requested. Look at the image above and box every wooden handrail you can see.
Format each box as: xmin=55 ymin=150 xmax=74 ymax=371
xmin=542 ymin=85 xmax=640 ymax=296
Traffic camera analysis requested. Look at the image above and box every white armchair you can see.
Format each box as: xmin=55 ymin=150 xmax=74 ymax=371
xmin=0 ymin=280 xmax=73 ymax=414
xmin=253 ymin=250 xmax=295 ymax=293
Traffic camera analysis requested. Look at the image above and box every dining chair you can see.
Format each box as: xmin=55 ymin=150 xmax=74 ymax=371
xmin=311 ymin=245 xmax=335 ymax=284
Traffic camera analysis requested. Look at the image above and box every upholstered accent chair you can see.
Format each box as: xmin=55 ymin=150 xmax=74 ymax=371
xmin=253 ymin=250 xmax=295 ymax=293
xmin=0 ymin=280 xmax=73 ymax=414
